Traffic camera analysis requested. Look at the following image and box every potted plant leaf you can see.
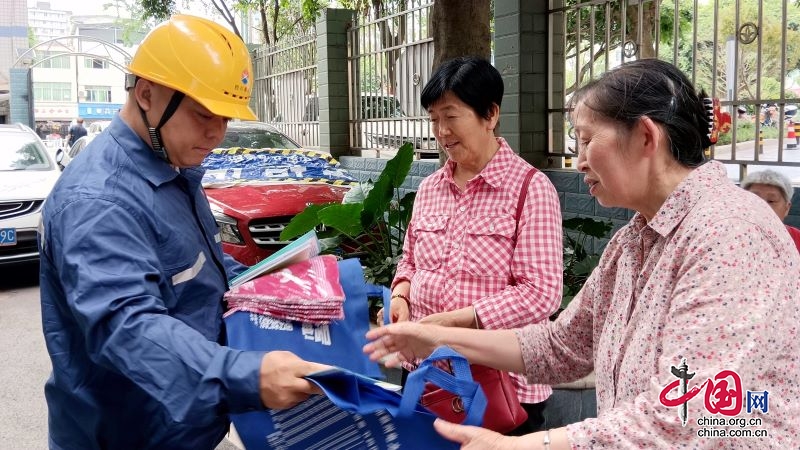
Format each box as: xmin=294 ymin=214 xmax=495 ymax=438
xmin=279 ymin=143 xmax=416 ymax=322
xmin=557 ymin=216 xmax=613 ymax=318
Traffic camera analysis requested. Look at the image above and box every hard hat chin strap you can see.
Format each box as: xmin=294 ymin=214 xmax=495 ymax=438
xmin=137 ymin=89 xmax=186 ymax=164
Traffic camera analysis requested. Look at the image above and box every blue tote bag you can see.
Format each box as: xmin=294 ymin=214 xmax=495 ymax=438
xmin=259 ymin=346 xmax=487 ymax=450
xmin=225 ymin=258 xmax=386 ymax=449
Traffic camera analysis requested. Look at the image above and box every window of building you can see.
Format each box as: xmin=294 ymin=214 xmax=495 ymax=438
xmin=37 ymin=51 xmax=70 ymax=69
xmin=33 ymin=82 xmax=72 ymax=102
xmin=85 ymin=86 xmax=112 ymax=103
xmin=84 ymin=57 xmax=109 ymax=69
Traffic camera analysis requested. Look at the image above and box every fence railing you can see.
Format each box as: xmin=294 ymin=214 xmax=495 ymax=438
xmin=347 ymin=1 xmax=437 ymax=159
xmin=548 ymin=0 xmax=800 ymax=180
xmin=251 ymin=32 xmax=319 ymax=150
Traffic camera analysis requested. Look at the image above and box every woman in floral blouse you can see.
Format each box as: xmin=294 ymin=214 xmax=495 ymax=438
xmin=365 ymin=59 xmax=800 ymax=449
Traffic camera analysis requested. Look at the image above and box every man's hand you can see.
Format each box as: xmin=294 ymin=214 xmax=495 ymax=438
xmin=258 ymin=351 xmax=330 ymax=409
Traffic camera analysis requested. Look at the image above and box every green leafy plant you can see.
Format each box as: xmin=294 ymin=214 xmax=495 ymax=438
xmin=561 ymin=216 xmax=613 ymax=310
xmin=280 ymin=143 xmax=416 ymax=290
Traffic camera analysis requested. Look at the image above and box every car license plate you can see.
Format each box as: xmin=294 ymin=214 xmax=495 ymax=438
xmin=0 ymin=228 xmax=16 ymax=246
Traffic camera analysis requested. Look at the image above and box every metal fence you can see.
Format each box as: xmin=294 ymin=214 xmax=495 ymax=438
xmin=251 ymin=33 xmax=319 ymax=149
xmin=347 ymin=1 xmax=437 ymax=158
xmin=548 ymin=0 xmax=800 ymax=179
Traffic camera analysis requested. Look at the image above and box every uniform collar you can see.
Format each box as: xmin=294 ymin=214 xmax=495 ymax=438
xmin=108 ymin=116 xmax=206 ymax=188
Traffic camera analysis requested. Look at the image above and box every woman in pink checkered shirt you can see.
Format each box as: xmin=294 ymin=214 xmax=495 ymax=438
xmin=380 ymin=56 xmax=564 ymax=434
xmin=366 ymin=59 xmax=800 ymax=448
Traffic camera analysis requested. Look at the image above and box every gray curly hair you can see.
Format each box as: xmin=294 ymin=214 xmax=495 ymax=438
xmin=740 ymin=170 xmax=795 ymax=202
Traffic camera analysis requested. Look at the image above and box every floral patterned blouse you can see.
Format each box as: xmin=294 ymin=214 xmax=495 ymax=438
xmin=516 ymin=161 xmax=800 ymax=448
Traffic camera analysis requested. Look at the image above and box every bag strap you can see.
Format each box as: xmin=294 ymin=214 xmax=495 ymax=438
xmin=514 ymin=168 xmax=537 ymax=238
xmin=381 ymin=287 xmax=392 ymax=325
xmin=509 ymin=168 xmax=536 ymax=287
xmin=398 ymin=346 xmax=487 ymax=426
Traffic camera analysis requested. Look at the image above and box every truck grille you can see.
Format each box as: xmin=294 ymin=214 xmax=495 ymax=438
xmin=0 ymin=201 xmax=44 ymax=220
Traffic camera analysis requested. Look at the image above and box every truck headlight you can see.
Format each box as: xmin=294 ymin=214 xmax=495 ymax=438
xmin=212 ymin=211 xmax=245 ymax=245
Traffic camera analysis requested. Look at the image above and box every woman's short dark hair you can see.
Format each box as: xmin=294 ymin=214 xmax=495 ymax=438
xmin=421 ymin=56 xmax=503 ymax=120
xmin=568 ymin=59 xmax=711 ymax=167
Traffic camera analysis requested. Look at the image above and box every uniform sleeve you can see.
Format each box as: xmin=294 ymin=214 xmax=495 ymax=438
xmin=475 ymin=172 xmax=563 ymax=329
xmin=564 ymin=218 xmax=800 ymax=448
xmin=224 ymin=252 xmax=249 ymax=281
xmin=48 ymin=198 xmax=265 ymax=425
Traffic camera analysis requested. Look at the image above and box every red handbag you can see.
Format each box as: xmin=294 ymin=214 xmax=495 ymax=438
xmin=420 ymin=364 xmax=528 ymax=433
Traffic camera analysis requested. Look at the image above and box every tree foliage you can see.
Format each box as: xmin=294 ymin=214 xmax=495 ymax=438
xmin=100 ymin=0 xmax=161 ymax=45
xmin=564 ymin=0 xmax=686 ymax=93
xmin=132 ymin=0 xmax=326 ymax=43
xmin=232 ymin=0 xmax=326 ymax=45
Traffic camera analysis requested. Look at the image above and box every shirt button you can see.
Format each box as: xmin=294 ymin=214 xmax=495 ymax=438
xmin=453 ymin=242 xmax=460 ymax=249
xmin=489 ymin=224 xmax=495 ymax=231
xmin=459 ymin=206 xmax=466 ymax=212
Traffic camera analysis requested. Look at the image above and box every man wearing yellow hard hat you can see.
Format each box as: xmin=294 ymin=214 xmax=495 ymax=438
xmin=39 ymin=15 xmax=327 ymax=449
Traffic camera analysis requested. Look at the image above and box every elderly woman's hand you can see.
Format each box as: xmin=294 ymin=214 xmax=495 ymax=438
xmin=419 ymin=306 xmax=477 ymax=328
xmin=363 ymin=321 xmax=443 ymax=367
xmin=433 ymin=419 xmax=531 ymax=449
xmin=375 ymin=295 xmax=411 ymax=326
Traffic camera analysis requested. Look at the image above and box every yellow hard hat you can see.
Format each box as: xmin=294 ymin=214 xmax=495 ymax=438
xmin=128 ymin=14 xmax=257 ymax=121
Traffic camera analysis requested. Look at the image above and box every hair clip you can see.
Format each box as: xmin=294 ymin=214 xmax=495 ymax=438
xmin=703 ymin=97 xmax=717 ymax=144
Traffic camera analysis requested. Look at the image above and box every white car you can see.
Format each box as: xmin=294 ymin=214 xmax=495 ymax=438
xmin=0 ymin=123 xmax=64 ymax=265
xmin=357 ymin=95 xmax=438 ymax=157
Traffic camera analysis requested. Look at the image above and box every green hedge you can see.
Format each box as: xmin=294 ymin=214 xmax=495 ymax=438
xmin=716 ymin=123 xmax=781 ymax=145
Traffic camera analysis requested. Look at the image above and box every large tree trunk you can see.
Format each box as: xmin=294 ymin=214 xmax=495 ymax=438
xmin=431 ymin=0 xmax=491 ymax=164
xmin=431 ymin=0 xmax=491 ymax=71
xmin=627 ymin=0 xmax=658 ymax=59
xmin=372 ymin=0 xmax=407 ymax=96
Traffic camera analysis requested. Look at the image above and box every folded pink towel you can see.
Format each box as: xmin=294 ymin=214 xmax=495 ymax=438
xmin=224 ymin=254 xmax=345 ymax=324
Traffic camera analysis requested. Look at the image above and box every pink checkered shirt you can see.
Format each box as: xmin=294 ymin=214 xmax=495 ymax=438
xmin=394 ymin=138 xmax=563 ymax=404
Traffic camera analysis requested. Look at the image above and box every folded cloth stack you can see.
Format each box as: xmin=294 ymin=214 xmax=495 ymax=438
xmin=223 ymin=255 xmax=346 ymax=324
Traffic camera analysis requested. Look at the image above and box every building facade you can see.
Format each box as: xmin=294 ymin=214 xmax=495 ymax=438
xmin=0 ymin=0 xmax=29 ymax=123
xmin=26 ymin=7 xmax=135 ymax=133
xmin=28 ymin=2 xmax=70 ymax=43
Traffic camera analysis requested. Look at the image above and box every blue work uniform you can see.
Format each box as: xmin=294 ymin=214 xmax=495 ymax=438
xmin=39 ymin=116 xmax=265 ymax=449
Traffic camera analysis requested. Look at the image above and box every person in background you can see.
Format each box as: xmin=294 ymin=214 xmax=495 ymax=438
xmin=39 ymin=15 xmax=326 ymax=450
xmin=381 ymin=56 xmax=563 ymax=434
xmin=35 ymin=122 xmax=47 ymax=139
xmin=66 ymin=117 xmax=87 ymax=147
xmin=736 ymin=106 xmax=750 ymax=122
xmin=740 ymin=169 xmax=800 ymax=252
xmin=46 ymin=124 xmax=62 ymax=141
xmin=365 ymin=58 xmax=799 ymax=448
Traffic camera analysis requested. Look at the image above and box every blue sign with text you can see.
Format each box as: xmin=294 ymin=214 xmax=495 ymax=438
xmin=78 ymin=103 xmax=123 ymax=119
